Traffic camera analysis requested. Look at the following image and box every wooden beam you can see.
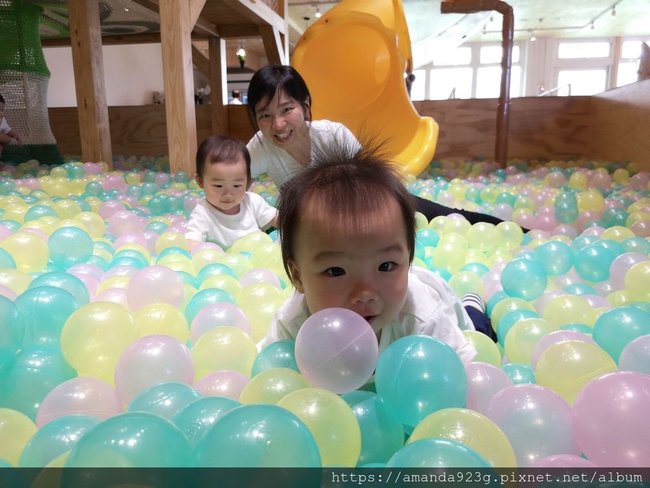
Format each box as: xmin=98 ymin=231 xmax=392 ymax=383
xmin=192 ymin=44 xmax=210 ymax=78
xmin=209 ymin=36 xmax=229 ymax=137
xmin=159 ymin=0 xmax=197 ymax=175
xmin=259 ymin=25 xmax=287 ymax=65
xmin=222 ymin=0 xmax=287 ymax=34
xmin=189 ymin=0 xmax=207 ymax=28
xmin=67 ymin=0 xmax=113 ymax=168
xmin=218 ymin=24 xmax=263 ymax=38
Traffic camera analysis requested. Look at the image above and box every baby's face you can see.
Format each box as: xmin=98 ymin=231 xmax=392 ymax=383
xmin=288 ymin=199 xmax=410 ymax=335
xmin=197 ymin=156 xmax=248 ymax=215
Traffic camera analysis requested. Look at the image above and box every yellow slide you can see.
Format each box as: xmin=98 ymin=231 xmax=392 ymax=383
xmin=292 ymin=0 xmax=438 ymax=176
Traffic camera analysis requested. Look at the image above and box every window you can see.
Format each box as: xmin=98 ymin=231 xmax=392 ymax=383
xmin=476 ymin=66 xmax=522 ymax=98
xmin=558 ymin=41 xmax=610 ymax=59
xmin=429 ymin=68 xmax=473 ymax=99
xmin=557 ymin=70 xmax=608 ymax=95
xmin=410 ymin=69 xmax=426 ymax=101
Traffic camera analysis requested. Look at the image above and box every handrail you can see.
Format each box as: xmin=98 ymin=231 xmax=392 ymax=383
xmin=538 ymin=84 xmax=572 ymax=96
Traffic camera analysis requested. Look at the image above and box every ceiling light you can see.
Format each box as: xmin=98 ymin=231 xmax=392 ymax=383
xmin=611 ymin=6 xmax=616 ymax=16
xmin=530 ymin=30 xmax=536 ymax=42
xmin=315 ymin=6 xmax=321 ymax=18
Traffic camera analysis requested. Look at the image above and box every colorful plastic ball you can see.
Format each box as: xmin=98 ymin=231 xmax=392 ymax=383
xmin=294 ymin=308 xmax=378 ymax=394
xmin=132 ymin=303 xmax=189 ymax=343
xmin=531 ymin=329 xmax=595 ymax=368
xmin=114 ymin=335 xmax=194 ymax=406
xmin=593 ymin=305 xmax=650 ymax=363
xmin=486 ymin=384 xmax=580 ymax=467
xmin=348 ymin=393 xmax=404 ymax=466
xmin=386 ymin=438 xmax=491 ymax=468
xmin=463 ymin=331 xmax=502 ymax=366
xmin=172 ymin=396 xmax=240 ymax=447
xmin=193 ymin=370 xmax=249 ymax=400
xmin=190 ymin=302 xmax=251 ymax=342
xmin=534 ymin=241 xmax=573 ymax=276
xmin=191 ymin=326 xmax=258 ymax=379
xmin=48 ymin=226 xmax=93 ymax=270
xmin=60 ymin=302 xmax=138 ymax=383
xmin=501 ymin=258 xmax=548 ymax=300
xmin=495 ymin=308 xmax=539 ymax=344
xmin=193 ymin=404 xmax=321 ymax=467
xmin=531 ymin=454 xmax=597 ymax=468
xmin=0 ymin=231 xmax=49 ymax=273
xmin=535 ymin=341 xmax=617 ymax=404
xmin=541 ymin=294 xmax=596 ymax=327
xmin=375 ymin=336 xmax=467 ymax=428
xmin=625 ymin=260 xmax=650 ymax=302
xmin=184 ymin=288 xmax=235 ymax=326
xmin=127 ymin=382 xmax=200 ymax=420
xmin=574 ymin=244 xmax=617 ymax=282
xmin=278 ymin=387 xmax=361 ymax=467
xmin=19 ymin=415 xmax=100 ymax=467
xmin=574 ymin=371 xmax=650 ymax=467
xmin=501 ymin=363 xmax=536 ymax=384
xmin=15 ymin=286 xmax=78 ymax=348
xmin=28 ymin=271 xmax=89 ymax=306
xmin=465 ymin=362 xmax=513 ymax=415
xmin=239 ymin=368 xmax=309 ymax=405
xmin=125 ymin=265 xmax=184 ymax=311
xmin=65 ymin=412 xmax=192 ymax=467
xmin=0 ymin=408 xmax=38 ymax=466
xmin=251 ymin=340 xmax=299 ymax=376
xmin=409 ymin=407 xmax=516 ymax=467
xmin=504 ymin=318 xmax=559 ymax=365
xmin=0 ymin=295 xmax=23 ymax=358
xmin=0 ymin=346 xmax=76 ymax=420
xmin=619 ymin=335 xmax=650 ymax=374
xmin=36 ymin=377 xmax=121 ymax=427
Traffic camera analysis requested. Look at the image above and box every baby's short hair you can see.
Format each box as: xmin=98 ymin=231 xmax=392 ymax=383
xmin=277 ymin=138 xmax=416 ymax=285
xmin=196 ymin=135 xmax=251 ymax=182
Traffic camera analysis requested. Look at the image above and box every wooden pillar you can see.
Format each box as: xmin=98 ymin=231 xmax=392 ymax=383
xmin=209 ymin=37 xmax=229 ymax=136
xmin=68 ymin=0 xmax=112 ymax=168
xmin=159 ymin=0 xmax=197 ymax=175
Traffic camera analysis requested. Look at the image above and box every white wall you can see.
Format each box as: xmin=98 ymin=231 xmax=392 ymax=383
xmin=44 ymin=43 xmax=165 ymax=107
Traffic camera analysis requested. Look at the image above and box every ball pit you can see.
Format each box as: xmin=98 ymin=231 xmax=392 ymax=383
xmin=0 ymin=156 xmax=648 ymax=468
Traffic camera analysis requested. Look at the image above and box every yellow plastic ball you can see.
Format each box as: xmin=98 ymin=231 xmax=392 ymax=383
xmin=199 ymin=274 xmax=243 ymax=299
xmin=409 ymin=407 xmax=516 ymax=467
xmin=73 ymin=212 xmax=106 ymax=238
xmin=52 ymin=199 xmax=82 ymax=219
xmin=535 ymin=341 xmax=617 ymax=405
xmin=191 ymin=326 xmax=257 ymax=380
xmin=0 ymin=269 xmax=32 ymax=295
xmin=542 ymin=294 xmax=596 ymax=327
xmin=491 ymin=297 xmax=534 ymax=332
xmin=496 ymin=221 xmax=524 ymax=250
xmin=133 ymin=303 xmax=190 ymax=343
xmin=0 ymin=408 xmax=38 ymax=466
xmin=60 ymin=302 xmax=138 ymax=384
xmin=448 ymin=271 xmax=484 ymax=297
xmin=467 ymin=222 xmax=500 ymax=253
xmin=0 ymin=232 xmax=49 ymax=273
xmin=239 ymin=368 xmax=309 ymax=405
xmin=278 ymin=387 xmax=361 ymax=467
xmin=577 ymin=190 xmax=605 ymax=213
xmin=463 ymin=331 xmax=502 ymax=366
xmin=625 ymin=261 xmax=650 ymax=302
xmin=504 ymin=318 xmax=559 ymax=365
xmin=155 ymin=231 xmax=190 ymax=255
xmin=192 ymin=247 xmax=225 ymax=272
xmin=239 ymin=296 xmax=285 ymax=343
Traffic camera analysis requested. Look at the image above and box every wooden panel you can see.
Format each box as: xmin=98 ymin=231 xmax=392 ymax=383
xmin=415 ymin=96 xmax=592 ymax=161
xmin=49 ymin=105 xmax=256 ymax=160
xmin=68 ymin=0 xmax=113 ymax=168
xmin=586 ymin=79 xmax=650 ymax=170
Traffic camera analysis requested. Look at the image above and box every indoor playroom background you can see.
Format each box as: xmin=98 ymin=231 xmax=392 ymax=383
xmin=0 ymin=0 xmax=649 ymax=473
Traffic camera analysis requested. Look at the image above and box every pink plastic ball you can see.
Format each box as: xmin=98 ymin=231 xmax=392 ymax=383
xmin=465 ymin=361 xmax=512 ymax=415
xmin=36 ymin=377 xmax=122 ymax=427
xmin=190 ymin=302 xmax=252 ymax=342
xmin=126 ymin=265 xmax=184 ymax=311
xmin=114 ymin=335 xmax=194 ymax=406
xmin=531 ymin=330 xmax=595 ymax=368
xmin=295 ymin=308 xmax=378 ymax=394
xmin=574 ymin=371 xmax=650 ymax=467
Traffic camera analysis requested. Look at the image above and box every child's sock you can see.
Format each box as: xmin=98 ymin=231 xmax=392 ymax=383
xmin=462 ymin=293 xmax=497 ymax=342
xmin=461 ymin=292 xmax=486 ymax=313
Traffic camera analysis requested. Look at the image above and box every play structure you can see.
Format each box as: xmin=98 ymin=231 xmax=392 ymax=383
xmin=292 ymin=0 xmax=438 ymax=176
xmin=0 ymin=0 xmax=63 ymax=165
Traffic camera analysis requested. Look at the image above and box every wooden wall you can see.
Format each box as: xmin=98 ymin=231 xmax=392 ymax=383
xmin=416 ymin=97 xmax=592 ymax=161
xmin=585 ymin=79 xmax=650 ymax=166
xmin=49 ymin=104 xmax=255 ymax=158
xmin=49 ymin=80 xmax=650 ymax=170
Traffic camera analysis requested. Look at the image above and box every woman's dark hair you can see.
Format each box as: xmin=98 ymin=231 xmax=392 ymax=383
xmin=277 ymin=138 xmax=416 ymax=286
xmin=0 ymin=94 xmax=5 ymax=104
xmin=196 ymin=135 xmax=251 ymax=183
xmin=246 ymin=65 xmax=312 ymax=131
